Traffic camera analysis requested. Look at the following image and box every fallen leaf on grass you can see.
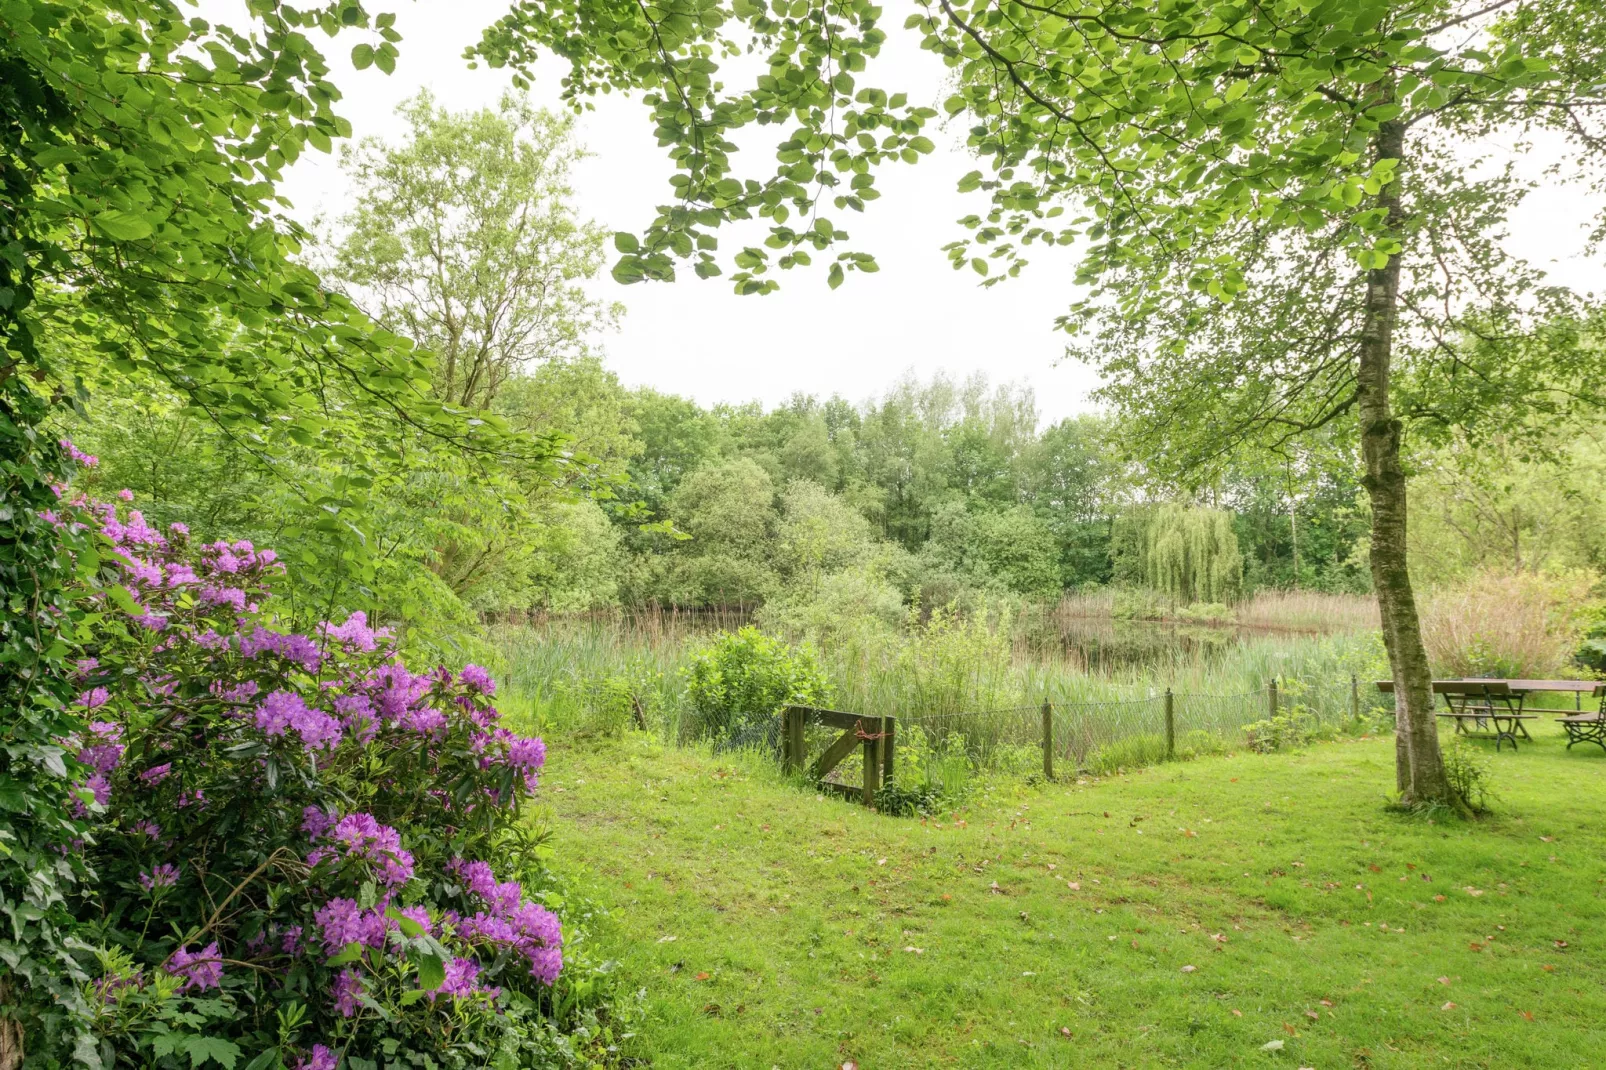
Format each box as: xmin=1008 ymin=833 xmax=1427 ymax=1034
xmin=1433 ymin=895 xmax=1446 ymax=902
xmin=1305 ymin=1010 xmax=1319 ymax=1020
xmin=695 ymin=972 xmax=710 ymax=981
xmin=1554 ymin=940 xmax=1569 ymax=949
xmin=1543 ymin=964 xmax=1556 ymax=972
xmin=1442 ymin=1001 xmax=1456 ymax=1011
xmin=1469 ymin=942 xmax=1484 ymax=952
xmin=657 ymin=935 xmax=677 ymax=943
xmin=841 ymin=1062 xmax=858 ymax=1070
xmin=877 ymin=858 xmax=886 ymax=866
xmin=1261 ymin=1040 xmax=1283 ymax=1052
xmin=903 ymin=946 xmax=924 ymax=954
xmin=1282 ymin=1023 xmax=1298 ymax=1036
xmin=1180 ymin=965 xmax=1196 ymax=973
xmin=1521 ymin=1011 xmax=1534 ymax=1021
xmin=1231 ymin=1009 xmax=1242 ymax=1017
xmin=1437 ymin=977 xmax=1450 ymax=985
xmin=1067 ymin=881 xmax=1081 ymax=891
xmin=1464 ymin=887 xmax=1484 ymax=897
xmin=1059 ymin=1027 xmax=1072 ymax=1038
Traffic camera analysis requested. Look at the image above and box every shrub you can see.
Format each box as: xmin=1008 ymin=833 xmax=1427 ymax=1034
xmin=1421 ymin=570 xmax=1597 ymax=679
xmin=681 ymin=627 xmax=828 ymax=740
xmin=57 ymin=494 xmax=619 ymax=1066
xmin=1442 ymin=738 xmax=1498 ymax=814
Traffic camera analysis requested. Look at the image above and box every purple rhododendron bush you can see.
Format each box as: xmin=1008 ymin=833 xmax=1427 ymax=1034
xmin=55 ymin=480 xmax=623 ymax=1069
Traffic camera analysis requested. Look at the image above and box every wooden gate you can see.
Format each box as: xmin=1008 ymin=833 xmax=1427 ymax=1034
xmin=780 ymin=705 xmax=894 ymax=809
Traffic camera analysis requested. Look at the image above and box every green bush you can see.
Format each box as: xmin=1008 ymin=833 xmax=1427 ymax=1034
xmin=682 ymin=627 xmax=829 ymax=740
xmin=1443 ymin=739 xmax=1498 ymax=814
xmin=874 ymin=724 xmax=973 ymax=816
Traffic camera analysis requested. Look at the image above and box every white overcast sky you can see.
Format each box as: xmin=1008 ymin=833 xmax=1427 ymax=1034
xmin=264 ymin=0 xmax=1605 ymax=423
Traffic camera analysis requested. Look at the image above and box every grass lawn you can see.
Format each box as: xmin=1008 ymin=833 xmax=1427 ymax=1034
xmin=537 ymin=725 xmax=1606 ymax=1068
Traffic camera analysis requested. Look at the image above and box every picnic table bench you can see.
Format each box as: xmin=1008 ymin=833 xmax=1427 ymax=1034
xmin=1556 ymin=684 xmax=1606 ymax=754
xmin=1374 ymin=679 xmax=1537 ymax=751
xmin=1376 ymin=678 xmax=1606 ymax=753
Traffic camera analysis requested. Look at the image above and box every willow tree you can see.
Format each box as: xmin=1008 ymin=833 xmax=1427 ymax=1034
xmin=1147 ymin=505 xmax=1243 ymax=606
xmin=474 ymin=0 xmax=1606 ymax=805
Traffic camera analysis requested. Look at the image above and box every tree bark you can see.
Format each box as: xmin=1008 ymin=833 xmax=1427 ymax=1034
xmin=1356 ymin=118 xmax=1452 ymax=805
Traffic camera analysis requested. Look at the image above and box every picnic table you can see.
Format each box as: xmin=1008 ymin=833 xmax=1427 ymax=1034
xmin=1375 ymin=678 xmax=1606 ymax=753
xmin=1375 ymin=679 xmax=1537 ymax=751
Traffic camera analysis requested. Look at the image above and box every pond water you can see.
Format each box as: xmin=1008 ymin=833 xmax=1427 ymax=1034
xmin=1023 ymin=615 xmax=1335 ymax=674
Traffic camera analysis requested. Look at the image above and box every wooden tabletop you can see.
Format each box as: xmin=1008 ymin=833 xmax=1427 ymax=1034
xmin=1376 ymin=679 xmax=1602 ymax=694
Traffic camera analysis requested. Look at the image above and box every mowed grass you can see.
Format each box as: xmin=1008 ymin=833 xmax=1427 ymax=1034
xmin=535 ymin=726 xmax=1606 ymax=1069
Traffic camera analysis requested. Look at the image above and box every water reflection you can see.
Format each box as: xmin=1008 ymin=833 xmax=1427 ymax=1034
xmin=1023 ymin=616 xmax=1271 ymax=674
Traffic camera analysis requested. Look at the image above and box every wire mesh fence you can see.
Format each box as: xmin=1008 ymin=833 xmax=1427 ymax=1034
xmin=657 ymin=674 xmax=1394 ymax=790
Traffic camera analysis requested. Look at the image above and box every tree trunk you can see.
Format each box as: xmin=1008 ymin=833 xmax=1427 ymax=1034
xmin=1356 ymin=118 xmax=1452 ymax=805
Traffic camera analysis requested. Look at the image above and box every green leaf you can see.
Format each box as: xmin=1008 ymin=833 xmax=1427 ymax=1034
xmin=93 ymin=210 xmax=153 ymax=241
xmin=185 ymin=1036 xmax=243 ymax=1069
xmin=414 ymin=948 xmax=446 ymax=991
xmin=827 ymin=263 xmax=844 ymax=290
xmin=386 ymin=905 xmax=426 ymax=938
xmin=613 ymin=232 xmax=641 ymax=254
xmin=351 ymin=43 xmax=375 ymax=69
xmin=326 ymin=942 xmax=365 ymax=967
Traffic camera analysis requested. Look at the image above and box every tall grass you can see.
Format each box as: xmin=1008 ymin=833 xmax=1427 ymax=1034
xmin=490 ymin=606 xmax=1387 ymax=777
xmin=1052 ymin=588 xmax=1377 ymax=633
xmin=1420 ymin=570 xmax=1596 ymax=679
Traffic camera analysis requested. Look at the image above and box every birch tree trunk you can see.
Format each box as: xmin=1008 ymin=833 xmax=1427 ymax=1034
xmin=1356 ymin=118 xmax=1452 ymax=804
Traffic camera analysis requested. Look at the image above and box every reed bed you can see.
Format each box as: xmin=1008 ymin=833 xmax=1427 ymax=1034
xmin=490 ymin=609 xmax=1388 ymax=778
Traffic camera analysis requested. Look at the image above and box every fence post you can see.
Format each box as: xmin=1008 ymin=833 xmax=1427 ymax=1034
xmin=1268 ymin=679 xmax=1279 ymax=720
xmin=862 ymin=717 xmax=882 ymax=810
xmin=1350 ymin=675 xmax=1360 ymax=723
xmin=882 ymin=715 xmax=896 ymax=785
xmin=784 ymin=706 xmax=805 ymax=775
xmin=1164 ymin=689 xmax=1175 ymax=760
xmin=1041 ymin=700 xmax=1054 ymax=781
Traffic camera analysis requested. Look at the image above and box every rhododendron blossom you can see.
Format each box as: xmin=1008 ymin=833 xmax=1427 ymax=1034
xmin=55 ymin=492 xmax=565 ymax=1054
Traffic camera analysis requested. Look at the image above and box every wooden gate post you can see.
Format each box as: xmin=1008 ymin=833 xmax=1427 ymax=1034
xmin=862 ymin=716 xmax=882 ymax=809
xmin=1268 ymin=679 xmax=1279 ymax=720
xmin=1041 ymin=700 xmax=1054 ymax=780
xmin=783 ymin=706 xmax=805 ymax=774
xmin=1350 ymin=674 xmax=1360 ymax=722
xmin=882 ymin=715 xmax=895 ymax=785
xmin=1164 ymin=689 xmax=1175 ymax=759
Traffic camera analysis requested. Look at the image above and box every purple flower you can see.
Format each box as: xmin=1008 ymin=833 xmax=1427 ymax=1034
xmin=321 ymin=611 xmax=382 ymax=653
xmin=309 ymin=813 xmax=414 ymax=887
xmin=74 ymin=657 xmax=99 ymax=677
xmin=165 ymin=942 xmax=223 ymax=992
xmin=281 ymin=925 xmax=303 ymax=956
xmin=169 ymin=521 xmax=189 ymax=536
xmin=75 ymin=687 xmax=110 ymax=709
xmin=397 ymin=706 xmax=448 ymax=736
xmin=198 ymin=585 xmax=248 ymax=612
xmin=138 ymin=763 xmax=172 ymax=786
xmin=132 ymin=819 xmax=162 ymax=840
xmin=459 ymin=664 xmax=496 ymax=695
xmin=78 ymin=721 xmax=124 ymax=775
xmin=294 ymin=1045 xmax=338 ymax=1070
xmin=73 ymin=773 xmax=112 ymax=816
xmin=139 ymin=863 xmax=179 ymax=891
xmin=302 ymin=806 xmax=339 ymax=839
xmin=430 ymin=955 xmax=499 ymax=1001
xmin=313 ymin=898 xmax=388 ymax=951
xmin=116 ymin=488 xmax=134 ymax=502
xmin=331 ymin=968 xmax=364 ymax=1017
xmin=255 ymin=691 xmax=343 ymax=752
xmin=60 ymin=438 xmax=99 ymax=468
